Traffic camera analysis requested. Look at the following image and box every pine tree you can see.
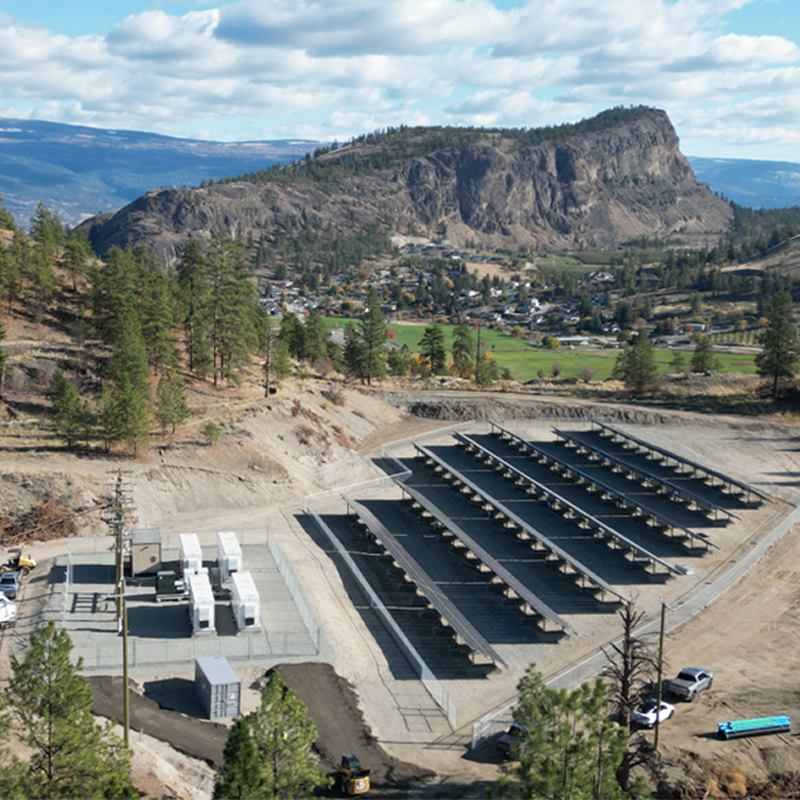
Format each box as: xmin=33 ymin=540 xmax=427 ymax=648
xmin=357 ymin=286 xmax=387 ymax=385
xmin=213 ymin=718 xmax=264 ymax=800
xmin=502 ymin=665 xmax=626 ymax=800
xmin=154 ymin=368 xmax=191 ymax=434
xmin=0 ymin=193 xmax=17 ymax=232
xmin=6 ymin=621 xmax=136 ymax=799
xmin=451 ymin=321 xmax=475 ymax=378
xmin=61 ymin=229 xmax=93 ymax=292
xmin=0 ymin=317 xmax=7 ymax=399
xmin=279 ymin=312 xmax=305 ymax=359
xmin=110 ymin=376 xmax=151 ymax=455
xmin=474 ymin=352 xmax=495 ymax=388
xmin=612 ymin=333 xmax=658 ymax=394
xmin=303 ymin=308 xmax=328 ymax=363
xmin=342 ymin=322 xmax=364 ymax=381
xmin=29 ymin=203 xmax=65 ymax=260
xmin=419 ymin=323 xmax=446 ymax=374
xmin=47 ymin=370 xmax=84 ymax=448
xmin=0 ymin=238 xmax=20 ymax=311
xmin=248 ymin=672 xmax=330 ymax=799
xmin=107 ymin=305 xmax=150 ymax=393
xmin=90 ymin=246 xmax=139 ymax=345
xmin=176 ymin=240 xmax=213 ymax=377
xmin=690 ymin=335 xmax=717 ymax=373
xmin=756 ymin=289 xmax=798 ymax=397
xmin=206 ymin=228 xmax=258 ymax=386
xmin=141 ymin=268 xmax=176 ymax=375
xmin=273 ymin=337 xmax=292 ymax=382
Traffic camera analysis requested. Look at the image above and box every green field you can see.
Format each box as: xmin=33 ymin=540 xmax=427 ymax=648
xmin=323 ymin=318 xmax=756 ymax=381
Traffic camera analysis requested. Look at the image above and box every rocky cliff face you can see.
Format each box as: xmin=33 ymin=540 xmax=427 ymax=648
xmin=83 ymin=108 xmax=732 ymax=265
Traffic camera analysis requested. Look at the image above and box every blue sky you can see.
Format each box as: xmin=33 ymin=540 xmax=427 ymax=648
xmin=0 ymin=0 xmax=799 ymax=161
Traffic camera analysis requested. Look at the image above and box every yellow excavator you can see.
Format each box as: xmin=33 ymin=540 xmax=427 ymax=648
xmin=336 ymin=754 xmax=370 ymax=796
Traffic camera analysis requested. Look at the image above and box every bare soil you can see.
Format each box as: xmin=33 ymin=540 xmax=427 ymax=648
xmin=4 ymin=381 xmax=800 ymax=798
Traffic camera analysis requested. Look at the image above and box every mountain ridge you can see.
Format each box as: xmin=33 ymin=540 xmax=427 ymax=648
xmin=81 ymin=107 xmax=733 ymax=265
xmin=0 ymin=118 xmax=318 ymax=226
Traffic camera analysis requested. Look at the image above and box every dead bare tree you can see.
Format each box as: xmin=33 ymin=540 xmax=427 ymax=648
xmin=602 ymin=600 xmax=660 ymax=792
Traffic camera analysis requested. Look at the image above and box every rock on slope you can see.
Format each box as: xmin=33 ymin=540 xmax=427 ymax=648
xmin=83 ymin=107 xmax=732 ymax=265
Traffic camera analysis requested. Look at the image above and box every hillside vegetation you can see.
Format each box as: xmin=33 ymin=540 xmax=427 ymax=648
xmin=81 ymin=107 xmax=733 ymax=267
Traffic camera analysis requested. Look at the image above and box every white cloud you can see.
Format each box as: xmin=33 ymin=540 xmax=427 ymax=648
xmin=0 ymin=0 xmax=796 ymax=159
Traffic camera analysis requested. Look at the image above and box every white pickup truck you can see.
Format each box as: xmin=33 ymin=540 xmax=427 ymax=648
xmin=664 ymin=667 xmax=713 ymax=701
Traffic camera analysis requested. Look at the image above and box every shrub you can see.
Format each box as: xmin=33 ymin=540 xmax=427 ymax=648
xmin=203 ymin=422 xmax=220 ymax=445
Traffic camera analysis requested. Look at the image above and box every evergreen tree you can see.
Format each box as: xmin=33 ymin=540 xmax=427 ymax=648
xmin=0 ymin=237 xmax=20 ymax=311
xmin=110 ymin=376 xmax=151 ymax=455
xmin=141 ymin=267 xmax=176 ymax=375
xmin=213 ymin=718 xmax=264 ymax=800
xmin=272 ymin=337 xmax=292 ymax=382
xmin=279 ymin=312 xmax=305 ymax=359
xmin=669 ymin=349 xmax=686 ymax=374
xmin=303 ymin=308 xmax=329 ymax=363
xmin=206 ymin=228 xmax=258 ymax=386
xmin=107 ymin=305 xmax=150 ymax=393
xmin=154 ymin=368 xmax=191 ymax=434
xmin=357 ymin=287 xmax=387 ymax=385
xmin=474 ymin=352 xmax=495 ymax=388
xmin=47 ymin=370 xmax=84 ymax=448
xmin=387 ymin=343 xmax=412 ymax=376
xmin=342 ymin=322 xmax=364 ymax=382
xmin=6 ymin=621 xmax=136 ymax=799
xmin=176 ymin=240 xmax=213 ymax=377
xmin=612 ymin=333 xmax=658 ymax=394
xmin=690 ymin=335 xmax=717 ymax=373
xmin=0 ymin=193 xmax=17 ymax=232
xmin=756 ymin=289 xmax=799 ymax=397
xmin=248 ymin=672 xmax=330 ymax=799
xmin=61 ymin=229 xmax=93 ymax=292
xmin=27 ymin=246 xmax=57 ymax=315
xmin=90 ymin=246 xmax=140 ymax=345
xmin=419 ymin=323 xmax=446 ymax=374
xmin=29 ymin=203 xmax=65 ymax=260
xmin=0 ymin=317 xmax=6 ymax=399
xmin=451 ymin=321 xmax=475 ymax=378
xmin=501 ymin=665 xmax=626 ymax=800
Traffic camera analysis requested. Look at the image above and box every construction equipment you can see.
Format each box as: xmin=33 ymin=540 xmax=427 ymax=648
xmin=336 ymin=754 xmax=370 ymax=796
xmin=2 ymin=548 xmax=36 ymax=576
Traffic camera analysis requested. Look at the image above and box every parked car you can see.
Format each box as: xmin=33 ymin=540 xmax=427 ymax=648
xmin=664 ymin=667 xmax=714 ymax=701
xmin=496 ymin=722 xmax=526 ymax=758
xmin=631 ymin=699 xmax=675 ymax=728
xmin=0 ymin=570 xmax=22 ymax=600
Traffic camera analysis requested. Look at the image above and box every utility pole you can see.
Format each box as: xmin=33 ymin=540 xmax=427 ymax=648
xmin=654 ymin=597 xmax=673 ymax=752
xmin=104 ymin=470 xmax=134 ymax=628
xmin=474 ymin=321 xmax=482 ymax=377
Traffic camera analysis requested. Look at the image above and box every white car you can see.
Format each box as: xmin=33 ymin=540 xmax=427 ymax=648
xmin=631 ymin=699 xmax=675 ymax=728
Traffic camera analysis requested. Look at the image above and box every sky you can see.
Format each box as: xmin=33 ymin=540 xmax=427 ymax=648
xmin=0 ymin=0 xmax=799 ymax=161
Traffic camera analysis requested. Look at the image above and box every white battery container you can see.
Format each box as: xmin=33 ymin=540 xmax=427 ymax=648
xmin=217 ymin=531 xmax=242 ymax=581
xmin=230 ymin=571 xmax=260 ymax=631
xmin=187 ymin=569 xmax=216 ymax=635
xmin=179 ymin=533 xmax=203 ymax=576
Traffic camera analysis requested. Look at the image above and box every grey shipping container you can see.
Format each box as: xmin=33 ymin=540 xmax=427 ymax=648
xmin=195 ymin=656 xmax=241 ymax=719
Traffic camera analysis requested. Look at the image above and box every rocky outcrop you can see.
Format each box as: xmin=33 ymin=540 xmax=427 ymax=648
xmin=82 ymin=108 xmax=733 ymax=265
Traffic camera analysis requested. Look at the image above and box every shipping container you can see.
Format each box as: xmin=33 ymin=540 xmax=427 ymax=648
xmin=179 ymin=533 xmax=203 ymax=576
xmin=186 ymin=569 xmax=216 ymax=635
xmin=195 ymin=656 xmax=240 ymax=719
xmin=231 ymin=571 xmax=260 ymax=631
xmin=217 ymin=531 xmax=242 ymax=581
